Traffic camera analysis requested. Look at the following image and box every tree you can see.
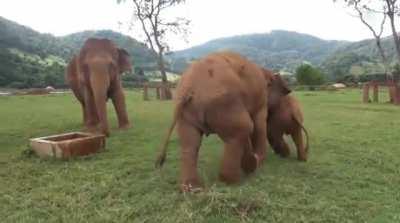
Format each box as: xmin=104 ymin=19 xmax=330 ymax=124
xmin=295 ymin=64 xmax=325 ymax=86
xmin=335 ymin=0 xmax=391 ymax=78
xmin=384 ymin=0 xmax=400 ymax=63
xmin=117 ymin=0 xmax=190 ymax=99
xmin=335 ymin=0 xmax=400 ymax=67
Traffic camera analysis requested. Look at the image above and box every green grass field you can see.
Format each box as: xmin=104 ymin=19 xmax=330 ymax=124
xmin=0 ymin=89 xmax=399 ymax=222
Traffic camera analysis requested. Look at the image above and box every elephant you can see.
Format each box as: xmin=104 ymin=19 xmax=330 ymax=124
xmin=155 ymin=51 xmax=291 ymax=192
xmin=265 ymin=76 xmax=309 ymax=161
xmin=66 ymin=38 xmax=132 ymax=136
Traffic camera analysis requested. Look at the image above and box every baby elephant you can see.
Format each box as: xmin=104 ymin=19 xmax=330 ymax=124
xmin=267 ymin=93 xmax=309 ymax=161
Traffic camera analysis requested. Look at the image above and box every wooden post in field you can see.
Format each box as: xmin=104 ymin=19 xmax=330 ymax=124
xmin=394 ymin=84 xmax=400 ymax=105
xmin=160 ymin=84 xmax=167 ymax=100
xmin=388 ymin=80 xmax=396 ymax=103
xmin=165 ymin=85 xmax=172 ymax=100
xmin=156 ymin=86 xmax=161 ymax=100
xmin=143 ymin=83 xmax=149 ymax=101
xmin=363 ymin=83 xmax=370 ymax=103
xmin=165 ymin=84 xmax=172 ymax=99
xmin=372 ymin=81 xmax=379 ymax=103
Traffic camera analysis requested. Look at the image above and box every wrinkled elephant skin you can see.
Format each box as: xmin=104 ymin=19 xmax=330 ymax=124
xmin=155 ymin=52 xmax=291 ymax=192
xmin=66 ymin=38 xmax=132 ymax=136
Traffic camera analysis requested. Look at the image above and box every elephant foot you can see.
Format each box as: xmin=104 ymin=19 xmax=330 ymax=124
xmin=180 ymin=179 xmax=203 ymax=193
xmin=279 ymin=148 xmax=290 ymax=158
xmin=84 ymin=126 xmax=98 ymax=134
xmin=219 ymin=171 xmax=241 ymax=185
xmin=253 ymin=152 xmax=265 ymax=167
xmin=297 ymin=154 xmax=307 ymax=162
xmin=279 ymin=152 xmax=290 ymax=158
xmin=241 ymin=153 xmax=258 ymax=174
xmin=101 ymin=129 xmax=110 ymax=137
xmin=118 ymin=123 xmax=131 ymax=130
xmin=271 ymin=146 xmax=281 ymax=155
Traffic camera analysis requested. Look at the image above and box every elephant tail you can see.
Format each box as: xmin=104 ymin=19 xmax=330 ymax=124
xmin=293 ymin=115 xmax=309 ymax=153
xmin=155 ymin=93 xmax=191 ymax=169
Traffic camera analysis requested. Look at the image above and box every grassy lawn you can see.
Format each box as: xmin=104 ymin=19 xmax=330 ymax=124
xmin=0 ymin=88 xmax=399 ymax=222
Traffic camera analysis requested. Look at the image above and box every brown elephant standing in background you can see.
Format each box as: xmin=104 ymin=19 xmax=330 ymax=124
xmin=66 ymin=38 xmax=132 ymax=136
xmin=265 ymin=72 xmax=309 ymax=161
xmin=155 ymin=52 xmax=291 ymax=192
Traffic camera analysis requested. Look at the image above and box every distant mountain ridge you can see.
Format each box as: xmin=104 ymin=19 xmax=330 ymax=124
xmin=0 ymin=16 xmax=157 ymax=88
xmin=0 ymin=16 xmax=157 ymax=65
xmin=1 ymin=15 xmax=399 ymax=88
xmin=169 ymin=30 xmax=349 ymax=72
xmin=169 ymin=30 xmax=399 ymax=81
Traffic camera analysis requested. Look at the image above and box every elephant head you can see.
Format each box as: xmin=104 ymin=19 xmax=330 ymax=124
xmin=78 ymin=38 xmax=131 ymax=135
xmin=262 ymin=68 xmax=291 ymax=109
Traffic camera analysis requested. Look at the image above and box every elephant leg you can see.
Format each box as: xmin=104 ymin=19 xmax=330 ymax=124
xmin=267 ymin=131 xmax=281 ymax=155
xmin=177 ymin=119 xmax=203 ymax=192
xmin=111 ymin=84 xmax=130 ymax=129
xmin=83 ymin=88 xmax=99 ymax=132
xmin=216 ymin=110 xmax=255 ymax=183
xmin=251 ymin=109 xmax=268 ymax=166
xmin=70 ymin=86 xmax=88 ymax=127
xmin=221 ymin=132 xmax=260 ymax=182
xmin=269 ymin=132 xmax=290 ymax=158
xmin=278 ymin=137 xmax=290 ymax=158
xmin=80 ymin=102 xmax=88 ymax=126
xmin=241 ymin=138 xmax=258 ymax=174
xmin=291 ymin=127 xmax=307 ymax=161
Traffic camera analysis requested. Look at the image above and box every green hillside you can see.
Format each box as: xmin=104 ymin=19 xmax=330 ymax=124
xmin=2 ymin=15 xmax=400 ymax=88
xmin=168 ymin=30 xmax=348 ymax=73
xmin=169 ymin=30 xmax=400 ymax=82
xmin=321 ymin=36 xmax=399 ymax=81
xmin=0 ymin=16 xmax=157 ymax=88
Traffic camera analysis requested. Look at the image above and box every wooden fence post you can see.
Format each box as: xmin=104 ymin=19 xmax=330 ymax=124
xmin=143 ymin=83 xmax=149 ymax=101
xmin=394 ymin=84 xmax=400 ymax=105
xmin=363 ymin=83 xmax=370 ymax=103
xmin=372 ymin=82 xmax=379 ymax=103
xmin=156 ymin=86 xmax=161 ymax=100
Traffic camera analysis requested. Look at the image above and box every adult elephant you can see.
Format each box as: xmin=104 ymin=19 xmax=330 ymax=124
xmin=155 ymin=52 xmax=291 ymax=192
xmin=66 ymin=38 xmax=132 ymax=136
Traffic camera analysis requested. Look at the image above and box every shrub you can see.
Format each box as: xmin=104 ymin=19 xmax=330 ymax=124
xmin=295 ymin=64 xmax=325 ymax=86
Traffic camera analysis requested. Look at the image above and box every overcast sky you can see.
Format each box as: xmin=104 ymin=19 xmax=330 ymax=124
xmin=0 ymin=0 xmax=396 ymax=50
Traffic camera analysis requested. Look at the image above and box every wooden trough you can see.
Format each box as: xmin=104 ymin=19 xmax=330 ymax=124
xmin=30 ymin=132 xmax=105 ymax=159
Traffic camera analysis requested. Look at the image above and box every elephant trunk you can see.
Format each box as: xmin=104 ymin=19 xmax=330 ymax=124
xmin=89 ymin=63 xmax=111 ymax=136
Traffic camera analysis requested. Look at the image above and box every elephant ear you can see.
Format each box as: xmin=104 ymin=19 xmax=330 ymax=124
xmin=261 ymin=68 xmax=274 ymax=87
xmin=118 ymin=48 xmax=132 ymax=74
xmin=272 ymin=74 xmax=291 ymax=95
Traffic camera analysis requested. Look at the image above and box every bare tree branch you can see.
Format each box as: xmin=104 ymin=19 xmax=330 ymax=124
xmin=117 ymin=0 xmax=190 ymax=99
xmin=334 ymin=0 xmax=393 ymax=79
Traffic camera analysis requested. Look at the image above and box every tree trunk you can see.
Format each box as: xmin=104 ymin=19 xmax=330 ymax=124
xmin=158 ymin=53 xmax=168 ymax=83
xmin=157 ymin=52 xmax=172 ymax=100
xmin=388 ymin=12 xmax=400 ymax=63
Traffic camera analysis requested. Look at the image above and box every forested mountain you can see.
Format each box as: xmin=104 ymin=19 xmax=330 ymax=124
xmin=0 ymin=16 xmax=157 ymax=88
xmin=168 ymin=30 xmax=348 ymax=73
xmin=169 ymin=30 xmax=400 ymax=82
xmin=2 ymin=15 xmax=400 ymax=89
xmin=321 ymin=36 xmax=398 ymax=80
